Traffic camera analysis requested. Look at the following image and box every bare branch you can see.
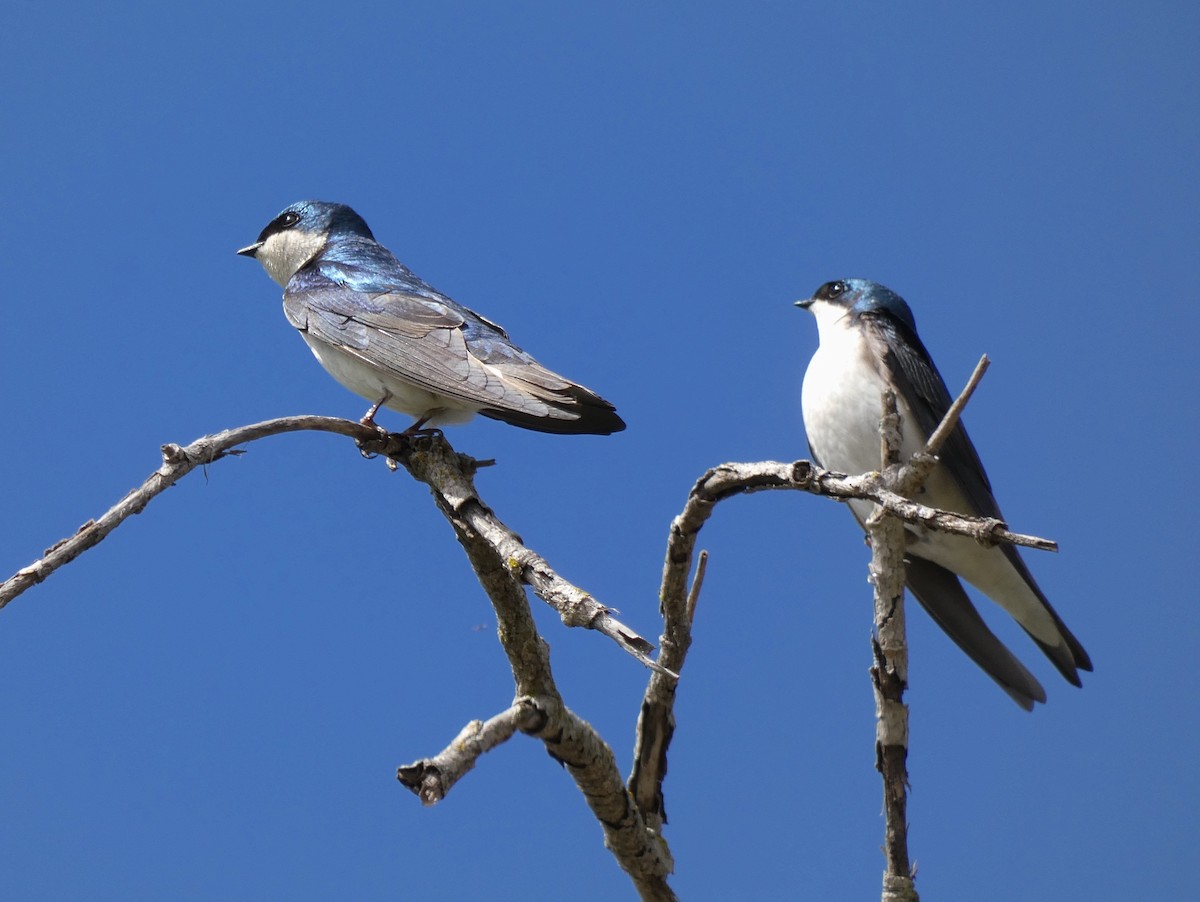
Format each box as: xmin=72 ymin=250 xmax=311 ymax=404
xmin=629 ymin=453 xmax=1059 ymax=833
xmin=0 ymin=416 xmax=373 ymax=611
xmin=868 ymin=389 xmax=918 ymax=901
xmin=397 ymin=700 xmax=545 ymax=805
xmin=860 ymin=480 xmax=1057 ymax=553
xmin=394 ymin=435 xmax=668 ymax=674
xmin=633 ymin=355 xmax=1046 ymax=873
xmin=1 ymin=375 xmax=1037 ymax=900
xmin=0 ymin=420 xmax=662 ymax=669
xmin=393 ymin=451 xmax=676 ymax=899
xmin=538 ymin=696 xmax=678 ymax=901
xmin=870 ymin=360 xmax=991 ymax=901
xmin=628 ymin=466 xmax=714 ymax=829
xmin=0 ymin=415 xmax=675 ymax=896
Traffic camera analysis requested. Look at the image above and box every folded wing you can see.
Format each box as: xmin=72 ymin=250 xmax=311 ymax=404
xmin=285 ymin=278 xmax=624 ymax=434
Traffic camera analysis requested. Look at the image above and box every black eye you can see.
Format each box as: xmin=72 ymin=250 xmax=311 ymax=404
xmin=821 ymin=280 xmax=847 ymax=299
xmin=278 ymin=211 xmax=301 ymax=228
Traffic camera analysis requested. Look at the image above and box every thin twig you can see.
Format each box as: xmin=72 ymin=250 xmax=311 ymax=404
xmin=898 ymin=354 xmax=989 ymax=496
xmin=685 ymin=551 xmax=708 ymax=625
xmin=0 ymin=416 xmax=372 ymax=610
xmin=925 ymin=354 xmax=989 ymax=460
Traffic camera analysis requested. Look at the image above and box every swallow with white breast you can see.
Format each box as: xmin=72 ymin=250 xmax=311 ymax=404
xmin=239 ymin=200 xmax=625 ymax=435
xmin=797 ymin=279 xmax=1091 ymax=709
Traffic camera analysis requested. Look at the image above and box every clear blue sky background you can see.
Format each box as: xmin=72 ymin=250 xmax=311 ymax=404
xmin=2 ymin=3 xmax=1195 ymax=899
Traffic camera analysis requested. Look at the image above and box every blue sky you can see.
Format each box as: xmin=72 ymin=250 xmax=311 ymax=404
xmin=1 ymin=2 xmax=1195 ymax=899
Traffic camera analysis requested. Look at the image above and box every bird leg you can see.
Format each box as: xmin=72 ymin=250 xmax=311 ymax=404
xmin=360 ymin=391 xmax=393 ymax=429
xmin=402 ymin=409 xmax=446 ymax=438
xmin=356 ymin=392 xmax=395 ymax=459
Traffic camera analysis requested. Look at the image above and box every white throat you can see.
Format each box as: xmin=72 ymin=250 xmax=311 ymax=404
xmin=804 ymin=298 xmax=854 ymax=343
xmin=255 ymin=229 xmax=328 ymax=287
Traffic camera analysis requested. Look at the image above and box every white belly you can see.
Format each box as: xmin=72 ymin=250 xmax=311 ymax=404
xmin=302 ymin=334 xmax=481 ymax=426
xmin=802 ymin=322 xmax=926 ymax=477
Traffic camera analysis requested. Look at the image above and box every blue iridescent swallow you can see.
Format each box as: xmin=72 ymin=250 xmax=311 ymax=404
xmin=238 ymin=201 xmax=625 ymax=435
xmin=796 ymin=279 xmax=1091 ymax=709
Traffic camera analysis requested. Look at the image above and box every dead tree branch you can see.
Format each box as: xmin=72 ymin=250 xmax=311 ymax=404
xmin=397 ymin=700 xmax=545 ymax=805
xmin=0 ymin=418 xmax=675 ymax=900
xmin=0 ymin=416 xmax=364 ymax=610
xmin=2 ymin=361 xmax=1043 ymax=900
xmin=867 ymin=388 xmax=919 ymax=902
xmin=630 ymin=451 xmax=1056 ymax=833
xmin=0 ymin=418 xmax=659 ymax=672
xmin=865 ymin=356 xmax=990 ymax=901
xmin=388 ymin=434 xmax=676 ymax=900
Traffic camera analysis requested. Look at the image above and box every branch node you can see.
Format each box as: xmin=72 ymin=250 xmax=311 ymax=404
xmin=160 ymin=443 xmax=188 ymax=465
xmin=790 ymin=460 xmax=813 ymax=485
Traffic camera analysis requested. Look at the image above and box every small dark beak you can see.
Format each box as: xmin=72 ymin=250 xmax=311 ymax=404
xmin=794 ymin=297 xmax=815 ymax=309
xmin=236 ymin=242 xmax=262 ymax=258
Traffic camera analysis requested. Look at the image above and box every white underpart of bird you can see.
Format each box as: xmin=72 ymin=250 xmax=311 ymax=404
xmin=304 ymin=334 xmax=483 ymax=424
xmin=801 ymin=297 xmax=1067 ymax=652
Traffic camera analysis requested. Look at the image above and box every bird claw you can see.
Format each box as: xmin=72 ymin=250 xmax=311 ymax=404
xmin=401 ymin=425 xmax=444 ymax=440
xmin=400 ymin=408 xmax=446 ymax=438
xmin=359 ymin=392 xmax=393 ymax=429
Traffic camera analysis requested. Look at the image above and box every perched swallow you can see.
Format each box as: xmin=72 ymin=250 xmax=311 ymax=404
xmin=238 ymin=200 xmax=625 ymax=435
xmin=796 ymin=279 xmax=1091 ymax=709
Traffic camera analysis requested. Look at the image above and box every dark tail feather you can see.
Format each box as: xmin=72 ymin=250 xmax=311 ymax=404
xmin=905 ymin=555 xmax=1047 ymax=710
xmin=481 ymin=385 xmax=626 ymax=435
xmin=998 ymin=544 xmax=1092 ymax=682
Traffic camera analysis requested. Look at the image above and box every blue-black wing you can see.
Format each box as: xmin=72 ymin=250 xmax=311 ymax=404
xmin=866 ymin=311 xmax=1092 ymax=678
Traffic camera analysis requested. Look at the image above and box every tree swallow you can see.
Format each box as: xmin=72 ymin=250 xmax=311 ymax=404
xmin=238 ymin=200 xmax=625 ymax=435
xmin=796 ymin=279 xmax=1091 ymax=709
